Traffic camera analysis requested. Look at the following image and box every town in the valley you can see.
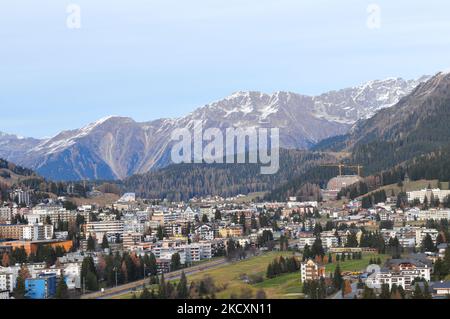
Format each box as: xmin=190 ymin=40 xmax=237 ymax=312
xmin=1 ymin=172 xmax=450 ymax=300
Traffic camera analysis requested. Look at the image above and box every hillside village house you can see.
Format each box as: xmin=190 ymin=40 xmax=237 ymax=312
xmin=366 ymin=259 xmax=431 ymax=290
xmin=300 ymin=259 xmax=326 ymax=283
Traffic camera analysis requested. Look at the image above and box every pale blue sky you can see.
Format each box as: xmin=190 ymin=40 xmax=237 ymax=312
xmin=1 ymin=0 xmax=450 ymax=138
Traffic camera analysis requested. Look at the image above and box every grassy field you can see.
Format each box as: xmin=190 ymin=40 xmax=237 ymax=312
xmin=115 ymin=252 xmax=390 ymax=299
xmin=231 ymin=192 xmax=267 ymax=204
xmin=324 ymin=253 xmax=389 ymax=274
xmin=186 ymin=252 xmax=296 ymax=299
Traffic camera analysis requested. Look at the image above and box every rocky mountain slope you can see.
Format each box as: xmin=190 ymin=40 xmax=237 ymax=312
xmin=267 ymin=71 xmax=450 ymax=200
xmin=0 ymin=76 xmax=428 ymax=181
xmin=316 ymin=71 xmax=450 ymax=174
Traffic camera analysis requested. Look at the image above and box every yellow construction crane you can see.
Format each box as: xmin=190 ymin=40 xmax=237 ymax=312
xmin=320 ymin=163 xmax=363 ymax=176
xmin=320 ymin=163 xmax=346 ymax=176
xmin=347 ymin=165 xmax=364 ymax=176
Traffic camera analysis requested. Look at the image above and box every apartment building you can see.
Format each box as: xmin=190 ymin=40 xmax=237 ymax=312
xmin=218 ymin=225 xmax=243 ymax=238
xmin=0 ymin=290 xmax=9 ymax=299
xmin=86 ymin=220 xmax=124 ymax=239
xmin=123 ymin=232 xmax=143 ymax=250
xmin=0 ymin=271 xmax=17 ymax=292
xmin=28 ymin=207 xmax=89 ymax=225
xmin=10 ymin=189 xmax=31 ymax=206
xmin=0 ymin=224 xmax=24 ymax=240
xmin=416 ymin=209 xmax=450 ymax=220
xmin=194 ymin=224 xmax=214 ymax=241
xmin=407 ymin=188 xmax=450 ymax=204
xmin=25 ymin=274 xmax=57 ymax=299
xmin=0 ymin=224 xmax=53 ymax=241
xmin=300 ymin=259 xmax=325 ymax=283
xmin=415 ymin=228 xmax=439 ymax=248
xmin=366 ymin=259 xmax=431 ymax=290
xmin=0 ymin=207 xmax=12 ymax=222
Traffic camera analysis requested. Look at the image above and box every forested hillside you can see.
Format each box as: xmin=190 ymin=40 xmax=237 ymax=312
xmin=265 ymin=72 xmax=450 ymax=200
xmin=124 ymin=149 xmax=338 ymax=201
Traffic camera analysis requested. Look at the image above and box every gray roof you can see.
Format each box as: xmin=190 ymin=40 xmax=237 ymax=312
xmin=432 ymin=281 xmax=450 ymax=289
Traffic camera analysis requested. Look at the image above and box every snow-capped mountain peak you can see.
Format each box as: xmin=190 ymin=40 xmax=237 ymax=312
xmin=0 ymin=74 xmax=432 ymax=181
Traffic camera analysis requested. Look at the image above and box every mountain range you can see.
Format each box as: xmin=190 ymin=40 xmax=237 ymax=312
xmin=266 ymin=71 xmax=450 ymax=200
xmin=315 ymin=71 xmax=450 ymax=174
xmin=0 ymin=75 xmax=430 ymax=181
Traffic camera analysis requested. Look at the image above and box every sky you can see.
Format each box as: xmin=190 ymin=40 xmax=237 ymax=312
xmin=1 ymin=0 xmax=450 ymax=138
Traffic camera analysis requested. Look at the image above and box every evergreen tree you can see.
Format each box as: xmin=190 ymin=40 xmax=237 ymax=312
xmin=101 ymin=234 xmax=109 ymax=250
xmin=85 ymin=271 xmax=99 ymax=292
xmin=412 ymin=283 xmax=424 ymax=299
xmin=333 ymin=264 xmax=343 ymax=290
xmin=13 ymin=276 xmax=26 ymax=299
xmin=311 ymin=237 xmax=325 ymax=258
xmin=177 ymin=272 xmax=189 ymax=299
xmin=140 ymin=287 xmax=152 ymax=299
xmin=362 ymin=286 xmax=376 ymax=299
xmin=157 ymin=225 xmax=164 ymax=240
xmin=171 ymin=253 xmax=181 ymax=271
xmin=421 ymin=234 xmax=436 ymax=252
xmin=379 ymin=284 xmax=391 ymax=299
xmin=423 ymin=282 xmax=432 ymax=299
xmin=55 ymin=278 xmax=69 ymax=299
xmin=87 ymin=235 xmax=96 ymax=252
xmin=158 ymin=274 xmax=167 ymax=299
xmin=302 ymin=244 xmax=312 ymax=261
xmin=345 ymin=233 xmax=359 ymax=247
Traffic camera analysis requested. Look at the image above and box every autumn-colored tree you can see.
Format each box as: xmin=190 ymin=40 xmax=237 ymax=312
xmin=130 ymin=252 xmax=140 ymax=268
xmin=18 ymin=265 xmax=31 ymax=279
xmin=96 ymin=256 xmax=106 ymax=281
xmin=2 ymin=253 xmax=10 ymax=267
xmin=314 ymin=255 xmax=323 ymax=264
xmin=342 ymin=280 xmax=352 ymax=298
xmin=121 ymin=260 xmax=128 ymax=283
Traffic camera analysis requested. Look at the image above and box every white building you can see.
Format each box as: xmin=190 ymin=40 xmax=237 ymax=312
xmin=118 ymin=193 xmax=136 ymax=202
xmin=22 ymin=224 xmax=53 ymax=240
xmin=366 ymin=264 xmax=431 ymax=291
xmin=194 ymin=224 xmax=214 ymax=241
xmin=181 ymin=207 xmax=196 ymax=221
xmin=407 ymin=188 xmax=450 ymax=204
xmin=0 ymin=290 xmax=10 ymax=299
xmin=0 ymin=207 xmax=12 ymax=222
xmin=0 ymin=270 xmax=17 ymax=292
xmin=416 ymin=209 xmax=450 ymax=221
xmin=415 ymin=228 xmax=439 ymax=248
xmin=10 ymin=189 xmax=31 ymax=206
xmin=86 ymin=220 xmax=124 ymax=239
xmin=63 ymin=263 xmax=81 ymax=289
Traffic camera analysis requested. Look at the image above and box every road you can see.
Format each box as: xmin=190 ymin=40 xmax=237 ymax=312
xmin=81 ymin=258 xmax=229 ymax=299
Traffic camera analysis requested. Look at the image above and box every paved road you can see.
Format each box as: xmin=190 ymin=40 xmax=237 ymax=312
xmin=81 ymin=258 xmax=229 ymax=299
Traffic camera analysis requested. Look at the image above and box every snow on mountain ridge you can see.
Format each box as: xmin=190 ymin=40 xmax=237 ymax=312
xmin=0 ymin=74 xmax=434 ymax=181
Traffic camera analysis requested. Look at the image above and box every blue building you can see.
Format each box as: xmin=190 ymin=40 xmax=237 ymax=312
xmin=25 ymin=274 xmax=57 ymax=299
